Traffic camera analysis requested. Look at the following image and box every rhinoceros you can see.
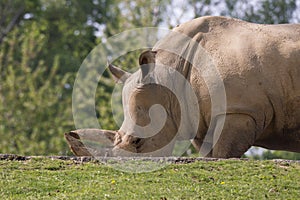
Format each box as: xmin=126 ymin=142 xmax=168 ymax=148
xmin=65 ymin=16 xmax=300 ymax=158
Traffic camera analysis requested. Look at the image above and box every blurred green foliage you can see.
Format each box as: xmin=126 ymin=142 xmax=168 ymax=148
xmin=0 ymin=0 xmax=299 ymax=159
xmin=0 ymin=22 xmax=73 ymax=155
xmin=260 ymin=151 xmax=300 ymax=160
xmin=0 ymin=0 xmax=168 ymax=155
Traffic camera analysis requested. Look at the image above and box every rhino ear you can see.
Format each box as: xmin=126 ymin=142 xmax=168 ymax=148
xmin=139 ymin=50 xmax=156 ymax=79
xmin=108 ymin=62 xmax=131 ymax=83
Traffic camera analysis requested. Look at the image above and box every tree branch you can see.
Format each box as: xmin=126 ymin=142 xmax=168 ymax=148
xmin=0 ymin=4 xmax=24 ymax=43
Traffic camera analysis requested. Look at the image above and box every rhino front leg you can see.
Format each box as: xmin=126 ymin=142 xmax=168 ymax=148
xmin=211 ymin=114 xmax=257 ymax=158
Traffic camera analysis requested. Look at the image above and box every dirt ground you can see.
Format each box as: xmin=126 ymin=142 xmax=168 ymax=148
xmin=1 ymin=154 xmax=299 ymax=164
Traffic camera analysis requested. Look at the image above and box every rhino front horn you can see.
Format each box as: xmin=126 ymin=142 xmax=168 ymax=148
xmin=64 ymin=129 xmax=117 ymax=156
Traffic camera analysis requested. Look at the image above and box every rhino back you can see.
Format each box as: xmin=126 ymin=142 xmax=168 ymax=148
xmin=155 ymin=16 xmax=300 ymax=139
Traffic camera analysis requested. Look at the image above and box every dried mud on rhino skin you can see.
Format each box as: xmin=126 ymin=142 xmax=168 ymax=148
xmin=0 ymin=154 xmax=299 ymax=164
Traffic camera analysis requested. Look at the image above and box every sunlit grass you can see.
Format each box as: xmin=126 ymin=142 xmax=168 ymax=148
xmin=0 ymin=157 xmax=299 ymax=199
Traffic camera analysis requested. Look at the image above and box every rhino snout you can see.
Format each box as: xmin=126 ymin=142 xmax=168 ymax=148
xmin=113 ymin=135 xmax=146 ymax=154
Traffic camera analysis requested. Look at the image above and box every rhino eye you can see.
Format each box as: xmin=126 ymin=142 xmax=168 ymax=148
xmin=136 ymin=105 xmax=142 ymax=110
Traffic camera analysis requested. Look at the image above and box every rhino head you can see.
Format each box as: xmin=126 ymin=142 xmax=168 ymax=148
xmin=65 ymin=50 xmax=197 ymax=157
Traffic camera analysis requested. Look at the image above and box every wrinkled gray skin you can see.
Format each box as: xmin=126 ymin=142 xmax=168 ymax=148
xmin=65 ymin=16 xmax=300 ymax=158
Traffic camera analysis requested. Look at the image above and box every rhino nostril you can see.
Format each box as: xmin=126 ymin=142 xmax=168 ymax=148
xmin=133 ymin=138 xmax=142 ymax=145
xmin=131 ymin=137 xmax=145 ymax=149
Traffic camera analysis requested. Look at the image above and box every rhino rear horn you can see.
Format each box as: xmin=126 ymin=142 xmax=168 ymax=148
xmin=108 ymin=62 xmax=131 ymax=83
xmin=139 ymin=50 xmax=156 ymax=79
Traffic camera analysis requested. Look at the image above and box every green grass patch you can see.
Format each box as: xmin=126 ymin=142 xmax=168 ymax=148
xmin=0 ymin=158 xmax=299 ymax=199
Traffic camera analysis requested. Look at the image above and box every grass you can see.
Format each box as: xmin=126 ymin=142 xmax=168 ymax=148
xmin=0 ymin=157 xmax=299 ymax=199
